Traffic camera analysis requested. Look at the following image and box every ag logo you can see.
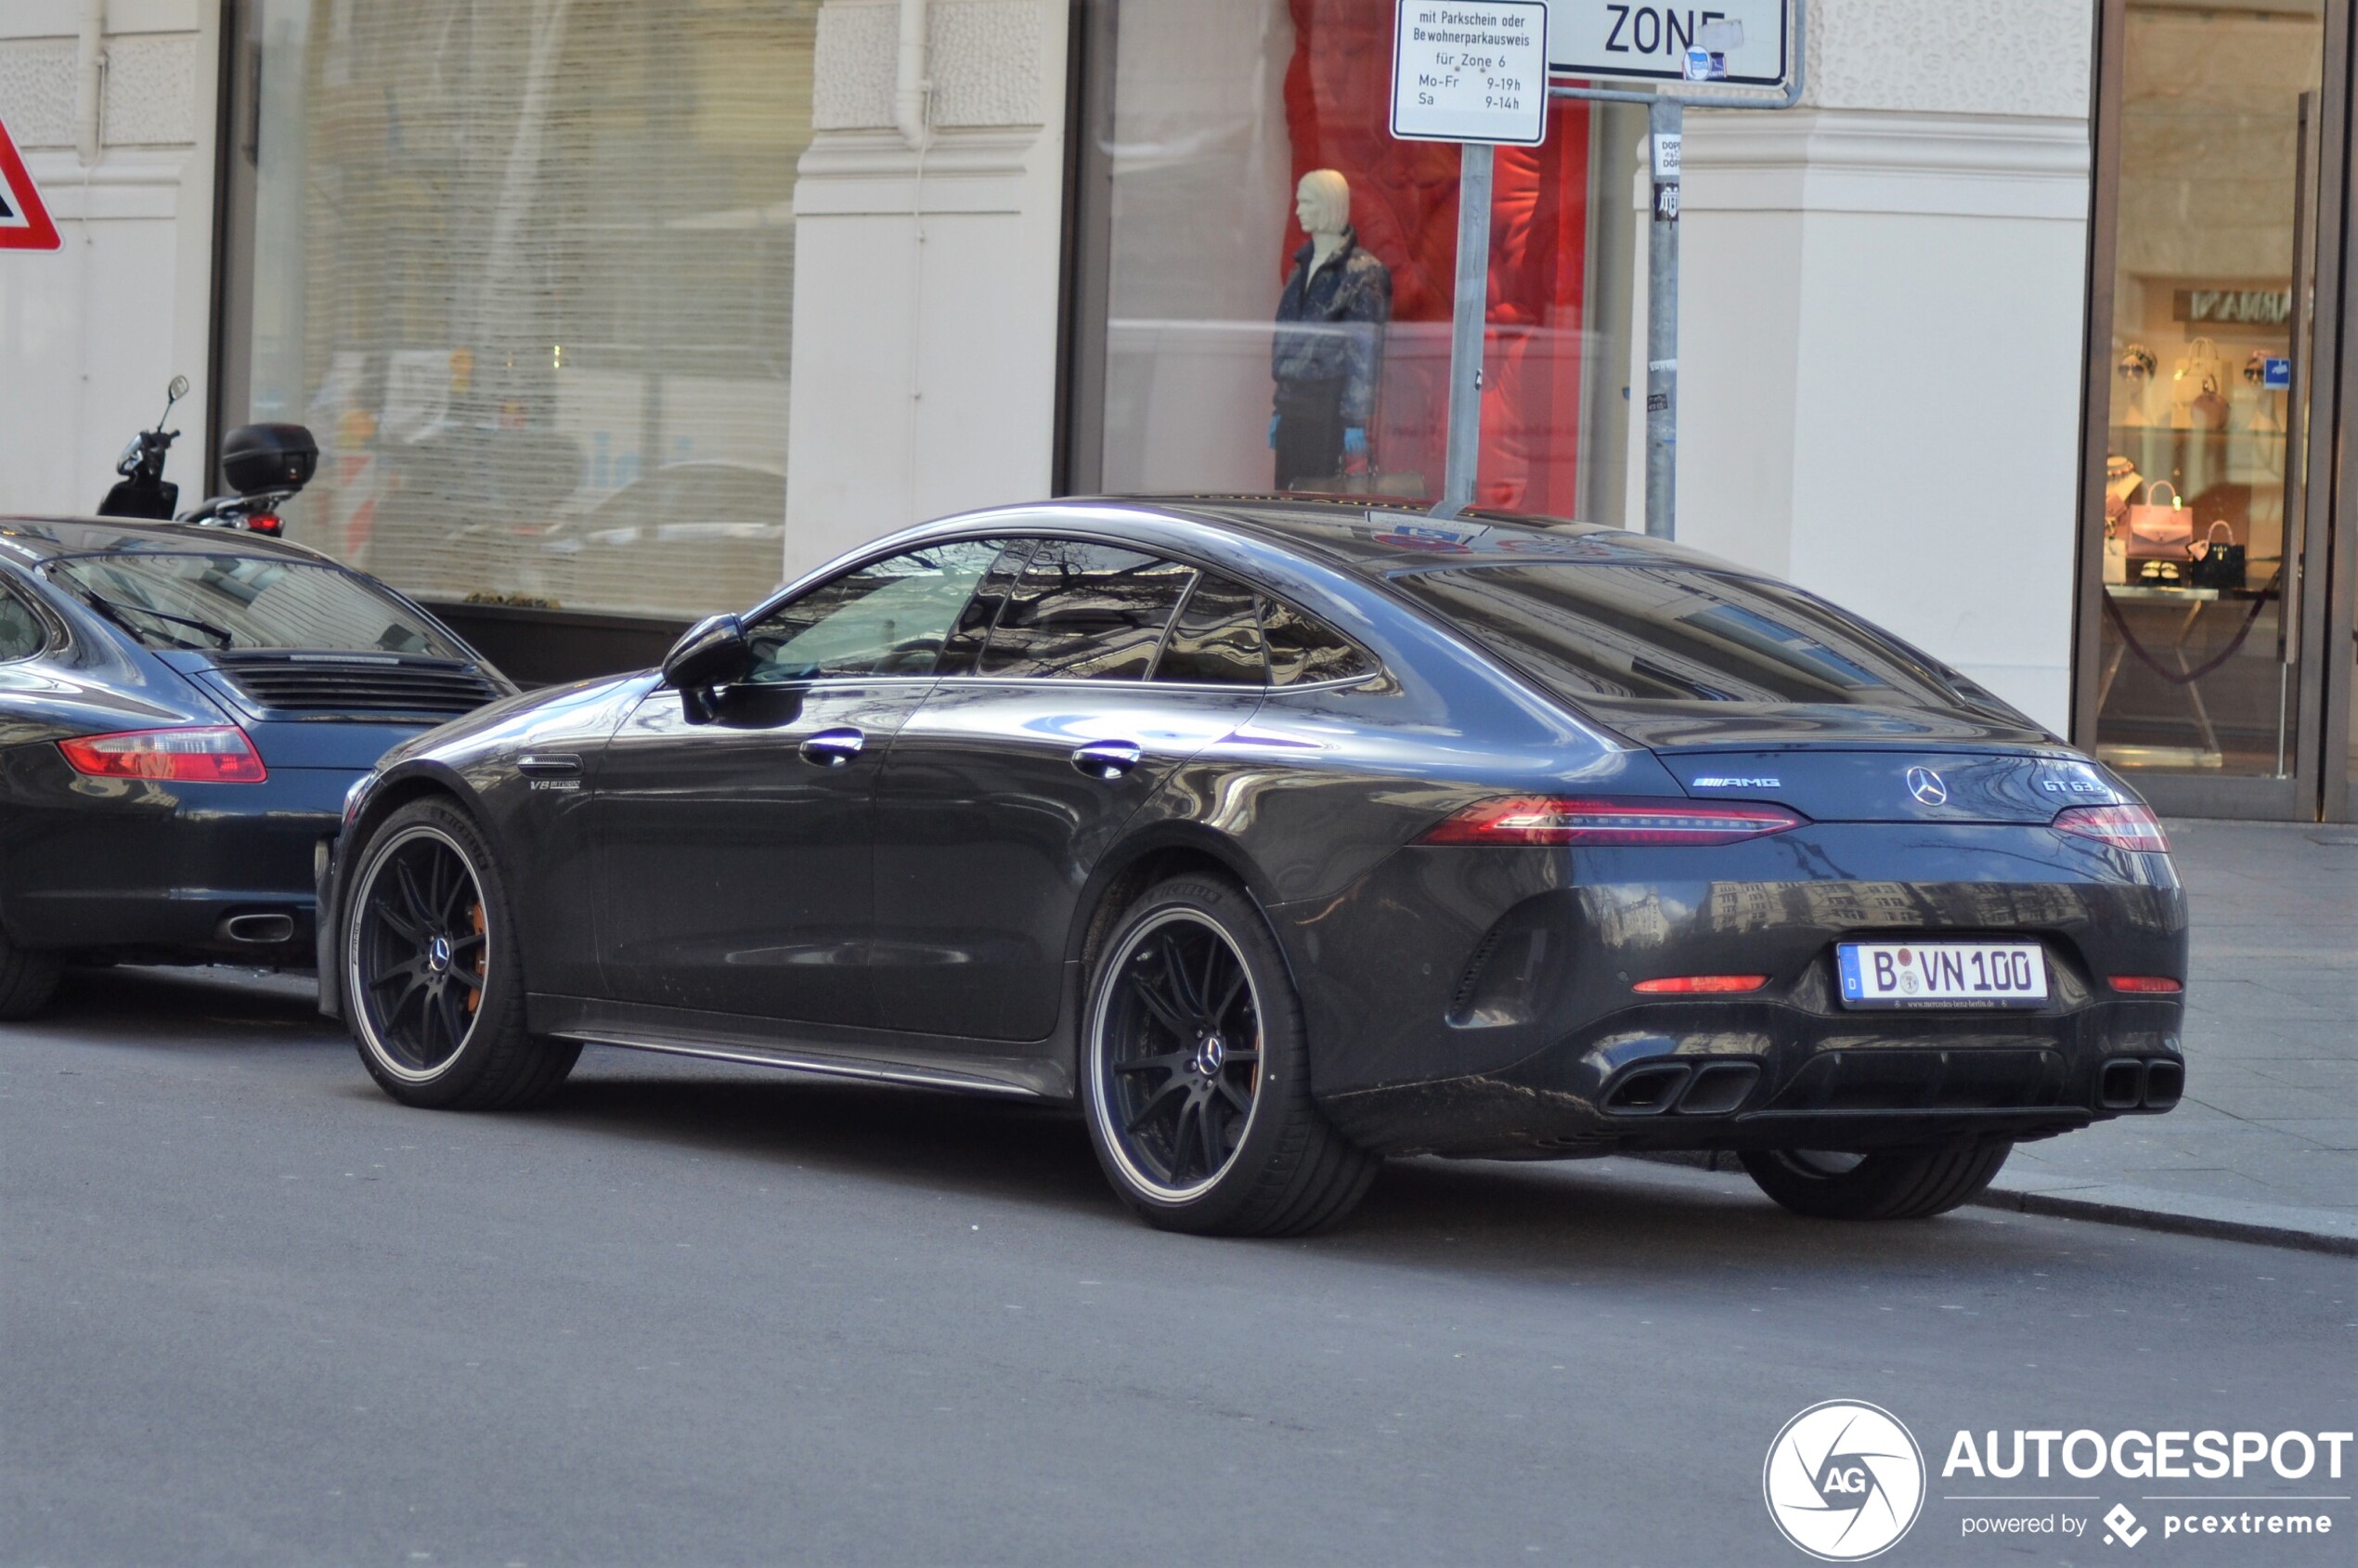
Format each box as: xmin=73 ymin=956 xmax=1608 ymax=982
xmin=1763 ymin=1400 xmax=1925 ymax=1561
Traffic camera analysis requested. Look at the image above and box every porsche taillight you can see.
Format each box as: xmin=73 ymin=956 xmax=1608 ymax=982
xmin=58 ymin=727 xmax=268 ymax=784
xmin=1418 ymin=796 xmax=1805 ymax=848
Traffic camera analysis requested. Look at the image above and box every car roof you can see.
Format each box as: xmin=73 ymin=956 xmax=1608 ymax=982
xmin=1048 ymin=495 xmax=1747 ymax=578
xmin=0 ymin=516 xmax=339 ymax=568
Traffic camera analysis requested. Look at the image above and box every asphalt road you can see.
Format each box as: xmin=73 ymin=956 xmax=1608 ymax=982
xmin=4 ymin=967 xmax=2352 ymax=1568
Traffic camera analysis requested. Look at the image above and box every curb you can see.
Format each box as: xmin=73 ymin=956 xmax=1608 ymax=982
xmin=1630 ymin=1151 xmax=2358 ymax=1258
xmin=1971 ymin=1186 xmax=2358 ymax=1259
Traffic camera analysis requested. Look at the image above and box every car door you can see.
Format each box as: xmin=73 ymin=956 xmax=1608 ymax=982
xmin=594 ymin=538 xmax=1006 ymax=1025
xmin=872 ymin=540 xmax=1270 ymax=1042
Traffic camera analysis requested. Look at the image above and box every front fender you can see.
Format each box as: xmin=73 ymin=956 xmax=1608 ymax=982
xmin=315 ymin=758 xmax=492 ymax=1021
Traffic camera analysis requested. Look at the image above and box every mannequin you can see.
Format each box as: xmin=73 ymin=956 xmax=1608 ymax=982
xmin=1271 ymin=170 xmax=1393 ymax=490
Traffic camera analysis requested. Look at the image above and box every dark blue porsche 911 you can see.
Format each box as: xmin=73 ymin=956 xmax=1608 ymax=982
xmin=0 ymin=517 xmax=511 ymax=1016
xmin=318 ymin=498 xmax=2186 ymax=1238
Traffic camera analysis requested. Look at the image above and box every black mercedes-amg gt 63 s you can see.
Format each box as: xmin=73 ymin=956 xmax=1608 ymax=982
xmin=0 ymin=517 xmax=512 ymax=1017
xmin=319 ymin=499 xmax=2186 ymax=1236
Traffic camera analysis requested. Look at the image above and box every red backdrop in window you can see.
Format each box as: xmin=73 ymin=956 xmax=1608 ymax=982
xmin=1283 ymin=0 xmax=1592 ymax=513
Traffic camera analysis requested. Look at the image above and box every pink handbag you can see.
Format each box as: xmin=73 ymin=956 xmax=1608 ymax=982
xmin=2125 ymin=482 xmax=2192 ymax=557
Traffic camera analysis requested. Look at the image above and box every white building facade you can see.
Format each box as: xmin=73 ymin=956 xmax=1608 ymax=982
xmin=1 ymin=1 xmax=2351 ymax=821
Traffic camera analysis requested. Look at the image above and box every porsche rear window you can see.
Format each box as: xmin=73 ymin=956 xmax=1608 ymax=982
xmin=48 ymin=552 xmax=464 ymax=657
xmin=1388 ymin=564 xmax=1976 ymax=708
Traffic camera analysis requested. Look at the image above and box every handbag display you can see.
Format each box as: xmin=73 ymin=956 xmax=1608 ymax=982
xmin=2190 ymin=374 xmax=2230 ymax=431
xmin=2124 ymin=481 xmax=2193 ymax=557
xmin=2187 ymin=520 xmax=2247 ymax=591
xmin=2171 ymin=335 xmax=2228 ymax=421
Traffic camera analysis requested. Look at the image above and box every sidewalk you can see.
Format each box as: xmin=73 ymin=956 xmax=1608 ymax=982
xmin=1985 ymin=818 xmax=2358 ymax=1253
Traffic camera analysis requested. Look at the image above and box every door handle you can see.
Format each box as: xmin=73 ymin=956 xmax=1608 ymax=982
xmin=1071 ymin=740 xmax=1144 ymax=781
xmin=798 ymin=727 xmax=866 ymax=768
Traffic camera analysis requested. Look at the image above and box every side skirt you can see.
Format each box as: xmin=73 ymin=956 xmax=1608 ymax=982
xmin=527 ymin=993 xmax=1073 ymax=1102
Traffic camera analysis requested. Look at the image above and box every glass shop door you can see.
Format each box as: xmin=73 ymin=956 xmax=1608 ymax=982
xmin=2083 ymin=0 xmax=2349 ymax=821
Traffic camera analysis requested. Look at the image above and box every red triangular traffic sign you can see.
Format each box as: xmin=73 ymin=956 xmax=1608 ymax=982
xmin=0 ymin=114 xmax=62 ymax=252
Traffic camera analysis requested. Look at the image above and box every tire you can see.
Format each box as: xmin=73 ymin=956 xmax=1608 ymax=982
xmin=343 ymin=797 xmax=579 ymax=1110
xmin=1081 ymin=875 xmax=1379 ymax=1237
xmin=0 ymin=927 xmax=61 ymax=1020
xmin=1740 ymin=1139 xmax=2014 ymax=1221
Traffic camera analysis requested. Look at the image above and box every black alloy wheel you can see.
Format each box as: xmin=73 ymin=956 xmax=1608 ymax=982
xmin=343 ymin=797 xmax=578 ymax=1109
xmin=1740 ymin=1140 xmax=2015 ymax=1221
xmin=1099 ymin=907 xmax=1263 ymax=1195
xmin=1082 ymin=876 xmax=1379 ymax=1236
xmin=353 ymin=824 xmax=488 ymax=1075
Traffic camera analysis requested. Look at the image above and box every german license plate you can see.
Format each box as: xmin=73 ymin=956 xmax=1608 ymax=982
xmin=1836 ymin=942 xmax=2049 ymax=1010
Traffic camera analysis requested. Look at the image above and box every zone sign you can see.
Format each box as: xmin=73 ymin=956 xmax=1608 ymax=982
xmin=1545 ymin=0 xmax=1791 ymax=87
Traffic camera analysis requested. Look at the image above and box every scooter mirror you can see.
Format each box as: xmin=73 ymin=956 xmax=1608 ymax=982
xmin=167 ymin=375 xmax=189 ymax=402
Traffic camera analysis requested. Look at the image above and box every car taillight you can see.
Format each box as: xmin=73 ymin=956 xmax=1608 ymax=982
xmin=2052 ymin=803 xmax=2169 ymax=853
xmin=1419 ymin=796 xmax=1806 ymax=848
xmin=2109 ymin=975 xmax=2183 ymax=994
xmin=1632 ymin=975 xmax=1770 ymax=994
xmin=58 ymin=727 xmax=268 ymax=784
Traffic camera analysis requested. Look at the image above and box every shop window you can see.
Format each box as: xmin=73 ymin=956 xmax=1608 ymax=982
xmin=2092 ymin=1 xmax=2323 ymax=781
xmin=233 ymin=0 xmax=817 ymax=621
xmin=1090 ymin=0 xmax=1630 ymax=518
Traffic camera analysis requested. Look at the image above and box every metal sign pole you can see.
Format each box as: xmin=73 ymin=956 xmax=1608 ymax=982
xmin=1548 ymin=1 xmax=1808 ymax=541
xmin=1438 ymin=141 xmax=1496 ymax=518
xmin=1644 ymin=97 xmax=1681 ymax=540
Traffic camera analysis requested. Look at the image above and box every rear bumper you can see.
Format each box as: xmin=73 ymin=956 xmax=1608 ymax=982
xmin=12 ymin=888 xmax=320 ymax=963
xmin=1317 ymin=995 xmax=2183 ymax=1158
xmin=0 ymin=756 xmax=356 ymax=965
xmin=1270 ymin=829 xmax=2189 ymax=1158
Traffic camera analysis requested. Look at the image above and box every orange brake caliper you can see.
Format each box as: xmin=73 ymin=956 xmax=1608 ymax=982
xmin=466 ymin=901 xmax=486 ymax=1013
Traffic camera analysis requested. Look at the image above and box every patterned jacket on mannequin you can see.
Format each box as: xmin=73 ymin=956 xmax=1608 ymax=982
xmin=1273 ymin=229 xmax=1393 ymax=427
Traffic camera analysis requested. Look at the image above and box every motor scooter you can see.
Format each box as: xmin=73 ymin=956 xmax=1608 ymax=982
xmin=96 ymin=376 xmax=188 ymax=520
xmin=97 ymin=377 xmax=319 ymax=534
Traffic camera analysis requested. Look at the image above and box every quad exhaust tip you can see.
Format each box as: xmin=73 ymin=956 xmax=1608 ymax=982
xmin=1600 ymin=1058 xmax=1763 ymax=1117
xmin=2098 ymin=1056 xmax=2183 ymax=1112
xmin=221 ymin=912 xmax=297 ymax=945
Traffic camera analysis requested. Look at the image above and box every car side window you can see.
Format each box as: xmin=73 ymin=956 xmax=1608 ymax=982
xmin=978 ymin=541 xmax=1198 ymax=680
xmin=0 ymin=584 xmax=45 ymax=662
xmin=935 ymin=539 xmax=1038 ymax=677
xmin=744 ymin=539 xmax=1007 ymax=683
xmin=1153 ymin=570 xmax=1265 ymax=685
xmin=1262 ymin=595 xmax=1376 ymax=685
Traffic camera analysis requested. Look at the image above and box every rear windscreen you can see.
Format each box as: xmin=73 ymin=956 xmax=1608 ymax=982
xmin=49 ymin=552 xmax=464 ymax=658
xmin=1387 ymin=564 xmax=1990 ymax=710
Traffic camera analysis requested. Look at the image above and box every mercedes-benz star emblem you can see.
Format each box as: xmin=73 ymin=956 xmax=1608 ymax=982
xmin=427 ymin=934 xmax=454 ymax=974
xmin=1905 ymin=767 xmax=1949 ymax=807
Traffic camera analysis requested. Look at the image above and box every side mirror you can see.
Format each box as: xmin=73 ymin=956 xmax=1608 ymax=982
xmin=661 ymin=613 xmax=753 ymax=719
